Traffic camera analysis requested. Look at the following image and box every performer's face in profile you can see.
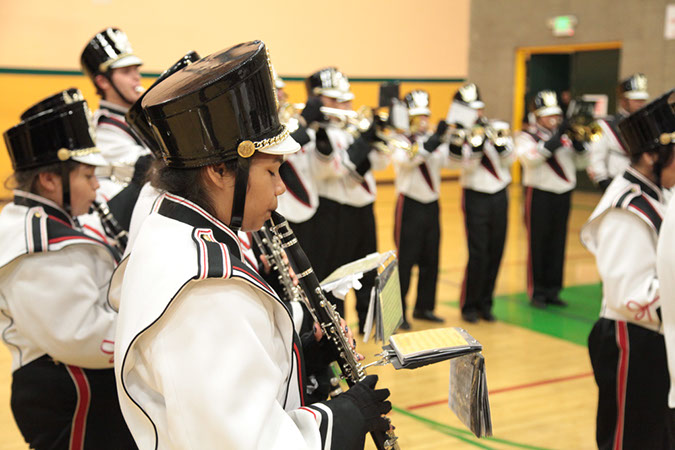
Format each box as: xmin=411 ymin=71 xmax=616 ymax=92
xmin=241 ymin=153 xmax=286 ymax=231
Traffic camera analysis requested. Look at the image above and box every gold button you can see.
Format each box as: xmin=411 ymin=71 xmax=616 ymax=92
xmin=237 ymin=140 xmax=255 ymax=158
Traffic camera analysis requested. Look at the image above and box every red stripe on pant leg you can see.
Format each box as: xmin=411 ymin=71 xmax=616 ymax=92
xmin=614 ymin=321 xmax=629 ymax=450
xmin=394 ymin=193 xmax=404 ymax=251
xmin=66 ymin=366 xmax=91 ymax=450
xmin=524 ymin=187 xmax=534 ymax=299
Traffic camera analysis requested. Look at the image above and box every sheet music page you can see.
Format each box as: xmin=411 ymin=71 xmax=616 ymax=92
xmin=378 ymin=264 xmax=403 ymax=343
xmin=446 ymin=101 xmax=479 ymax=128
xmin=389 ymin=327 xmax=470 ymax=362
xmin=320 ymin=251 xmax=395 ymax=287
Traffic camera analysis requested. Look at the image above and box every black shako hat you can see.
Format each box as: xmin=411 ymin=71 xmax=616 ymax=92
xmin=619 ymin=89 xmax=675 ymax=157
xmin=80 ymin=27 xmax=143 ymax=82
xmin=126 ymin=51 xmax=201 ymax=156
xmin=141 ymin=40 xmax=298 ymax=169
xmin=4 ymin=99 xmax=106 ymax=171
xmin=619 ymin=73 xmax=649 ymax=101
xmin=305 ymin=67 xmax=354 ymax=101
xmin=454 ymin=83 xmax=485 ymax=110
xmin=20 ymin=88 xmax=85 ymax=122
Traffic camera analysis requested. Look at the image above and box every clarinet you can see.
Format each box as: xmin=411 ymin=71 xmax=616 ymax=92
xmin=267 ymin=211 xmax=400 ymax=450
xmin=91 ymin=200 xmax=128 ymax=254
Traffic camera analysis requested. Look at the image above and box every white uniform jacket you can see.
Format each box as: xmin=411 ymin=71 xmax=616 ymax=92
xmin=277 ymin=128 xmax=320 ymax=223
xmin=112 ymin=193 xmax=344 ymax=449
xmin=448 ymin=135 xmax=514 ymax=194
xmin=0 ymin=191 xmax=120 ymax=372
xmin=657 ymin=195 xmax=675 ymax=407
xmin=516 ymin=126 xmax=590 ymax=193
xmin=581 ymin=167 xmax=665 ymax=332
xmin=586 ymin=114 xmax=631 ymax=185
xmin=94 ymin=100 xmax=151 ymax=201
xmin=393 ymin=134 xmax=449 ymax=203
xmin=314 ymin=125 xmax=389 ymax=207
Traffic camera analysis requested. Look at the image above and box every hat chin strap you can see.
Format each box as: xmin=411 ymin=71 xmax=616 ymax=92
xmin=60 ymin=163 xmax=72 ymax=217
xmin=229 ymin=157 xmax=251 ymax=231
xmin=106 ymin=73 xmax=136 ymax=106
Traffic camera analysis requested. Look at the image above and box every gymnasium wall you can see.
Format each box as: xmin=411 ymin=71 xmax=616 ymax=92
xmin=468 ymin=0 xmax=675 ymax=125
xmin=0 ymin=0 xmax=471 ymax=197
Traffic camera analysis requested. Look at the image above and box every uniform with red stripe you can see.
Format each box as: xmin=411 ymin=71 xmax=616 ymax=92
xmin=449 ymin=123 xmax=514 ymax=322
xmin=0 ymin=191 xmax=134 ymax=449
xmin=393 ymin=130 xmax=450 ymax=324
xmin=112 ymin=193 xmax=373 ymax=449
xmin=516 ymin=122 xmax=590 ymax=307
xmin=581 ymin=167 xmax=670 ymax=449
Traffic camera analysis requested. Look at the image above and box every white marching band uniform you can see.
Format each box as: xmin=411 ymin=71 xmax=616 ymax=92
xmin=516 ymin=126 xmax=590 ymax=193
xmin=586 ymin=115 xmax=631 ymax=187
xmin=657 ymin=196 xmax=675 ymax=408
xmin=315 ymin=125 xmax=389 ymax=208
xmin=112 ymin=193 xmax=351 ymax=449
xmin=448 ymin=130 xmax=514 ymax=193
xmin=0 ymin=191 xmax=120 ymax=370
xmin=276 ymin=128 xmax=320 ymax=224
xmin=581 ymin=167 xmax=664 ymax=331
xmin=94 ymin=100 xmax=151 ymax=201
xmin=393 ymin=135 xmax=449 ymax=203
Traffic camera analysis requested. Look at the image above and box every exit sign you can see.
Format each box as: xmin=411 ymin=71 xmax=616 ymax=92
xmin=549 ymin=15 xmax=578 ymax=37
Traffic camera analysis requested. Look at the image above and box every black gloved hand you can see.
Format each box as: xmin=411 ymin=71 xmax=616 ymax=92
xmin=571 ymin=138 xmax=586 ymax=153
xmin=301 ymin=97 xmax=326 ymax=125
xmin=423 ymin=120 xmax=448 ymax=152
xmin=448 ymin=123 xmax=465 ymax=157
xmin=315 ymin=127 xmax=334 ymax=156
xmin=341 ymin=375 xmax=392 ymax=432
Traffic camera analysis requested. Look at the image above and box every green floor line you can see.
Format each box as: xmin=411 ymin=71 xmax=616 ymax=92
xmin=393 ymin=406 xmax=552 ymax=450
xmin=445 ymin=283 xmax=603 ymax=346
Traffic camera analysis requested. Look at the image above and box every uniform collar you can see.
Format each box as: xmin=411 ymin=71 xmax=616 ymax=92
xmin=155 ymin=192 xmax=244 ymax=260
xmin=623 ymin=166 xmax=663 ymax=202
xmin=534 ymin=124 xmax=554 ymax=139
xmin=99 ymin=99 xmax=130 ymax=116
xmin=13 ymin=190 xmax=76 ymax=227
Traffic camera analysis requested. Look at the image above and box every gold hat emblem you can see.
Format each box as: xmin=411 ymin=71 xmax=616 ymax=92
xmin=237 ymin=140 xmax=255 ymax=158
xmin=633 ymin=74 xmax=647 ymax=91
xmin=459 ymin=84 xmax=478 ymax=103
xmin=57 ymin=149 xmax=71 ymax=161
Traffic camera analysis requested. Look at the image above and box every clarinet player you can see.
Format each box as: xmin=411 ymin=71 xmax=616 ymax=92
xmin=112 ymin=41 xmax=392 ymax=449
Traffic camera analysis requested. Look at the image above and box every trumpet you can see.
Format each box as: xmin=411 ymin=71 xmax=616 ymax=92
xmin=446 ymin=122 xmax=512 ymax=149
xmin=320 ymin=106 xmax=418 ymax=158
xmin=566 ymin=99 xmax=602 ymax=143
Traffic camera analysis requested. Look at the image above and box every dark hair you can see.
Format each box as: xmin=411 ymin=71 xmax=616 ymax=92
xmin=4 ymin=160 xmax=80 ymax=193
xmin=150 ymin=159 xmax=239 ymax=218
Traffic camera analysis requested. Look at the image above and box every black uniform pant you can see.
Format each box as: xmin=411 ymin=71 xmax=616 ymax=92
xmin=588 ymin=319 xmax=672 ymax=450
xmin=394 ymin=195 xmax=440 ymax=317
xmin=312 ymin=197 xmax=377 ymax=330
xmin=524 ymin=187 xmax=570 ymax=303
xmin=460 ymin=188 xmax=508 ymax=315
xmin=11 ymin=355 xmax=137 ymax=450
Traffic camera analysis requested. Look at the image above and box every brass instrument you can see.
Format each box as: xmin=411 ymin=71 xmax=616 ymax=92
xmin=320 ymin=106 xmax=418 ymax=158
xmin=268 ymin=211 xmax=400 ymax=450
xmin=446 ymin=122 xmax=512 ymax=149
xmin=567 ymin=99 xmax=602 ymax=143
xmin=278 ymin=102 xmax=306 ymax=133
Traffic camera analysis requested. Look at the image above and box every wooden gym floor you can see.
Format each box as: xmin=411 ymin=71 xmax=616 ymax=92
xmin=0 ymin=180 xmax=603 ymax=449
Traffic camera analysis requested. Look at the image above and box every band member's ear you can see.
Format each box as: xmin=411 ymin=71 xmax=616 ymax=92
xmin=203 ymin=163 xmax=233 ymax=189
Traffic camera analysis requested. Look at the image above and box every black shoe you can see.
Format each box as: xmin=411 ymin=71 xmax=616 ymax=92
xmin=399 ymin=320 xmax=411 ymax=330
xmin=461 ymin=311 xmax=479 ymax=323
xmin=531 ymin=298 xmax=547 ymax=309
xmin=480 ymin=311 xmax=497 ymax=322
xmin=547 ymin=297 xmax=568 ymax=307
xmin=413 ymin=310 xmax=445 ymax=323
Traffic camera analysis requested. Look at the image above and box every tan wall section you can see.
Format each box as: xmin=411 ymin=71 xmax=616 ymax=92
xmin=0 ymin=0 xmax=469 ymax=77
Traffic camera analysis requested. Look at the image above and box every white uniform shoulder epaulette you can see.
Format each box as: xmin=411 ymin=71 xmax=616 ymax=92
xmin=611 ymin=182 xmax=663 ymax=233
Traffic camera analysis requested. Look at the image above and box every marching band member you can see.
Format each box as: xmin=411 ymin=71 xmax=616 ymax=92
xmin=112 ymin=42 xmax=391 ymax=449
xmin=516 ymin=90 xmax=590 ymax=309
xmin=587 ymin=74 xmax=649 ymax=191
xmin=393 ymin=90 xmax=448 ymax=328
xmin=582 ymin=89 xmax=675 ymax=450
xmin=0 ymin=97 xmax=135 ymax=449
xmin=80 ymin=27 xmax=151 ymax=205
xmin=273 ymin=71 xmax=321 ymax=257
xmin=305 ymin=67 xmax=390 ymax=333
xmin=448 ymin=84 xmax=514 ymax=323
